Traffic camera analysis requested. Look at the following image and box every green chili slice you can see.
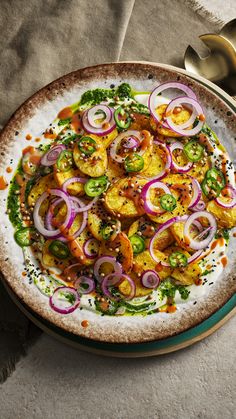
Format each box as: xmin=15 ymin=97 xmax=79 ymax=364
xmin=124 ymin=154 xmax=144 ymax=172
xmin=78 ymin=136 xmax=97 ymax=156
xmin=57 ymin=150 xmax=73 ymax=172
xmin=130 ymin=234 xmax=145 ymax=254
xmin=48 ymin=240 xmax=70 ymax=259
xmin=169 ymin=252 xmax=188 ymax=268
xmin=114 ymin=106 xmax=131 ymax=129
xmin=183 ymin=140 xmax=204 ymax=162
xmin=205 ymin=168 xmax=225 ymax=191
xmin=101 ymin=223 xmax=114 ymax=240
xmin=160 ymin=194 xmax=177 ymax=211
xmin=84 ymin=176 xmax=108 ymax=197
xmin=14 ymin=227 xmax=36 ymax=247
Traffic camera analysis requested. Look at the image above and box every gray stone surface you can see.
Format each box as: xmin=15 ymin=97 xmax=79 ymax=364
xmin=0 ymin=316 xmax=235 ymax=419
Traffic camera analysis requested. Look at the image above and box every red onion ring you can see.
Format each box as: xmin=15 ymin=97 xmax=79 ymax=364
xmin=69 ymin=195 xmax=99 ymax=212
xmin=141 ymin=270 xmax=160 ymax=289
xmin=33 ymin=189 xmax=75 ymax=238
xmin=82 ymin=107 xmax=116 ymax=136
xmin=49 ymin=286 xmax=80 ymax=314
xmin=184 ymin=211 xmax=217 ymax=250
xmin=41 ymin=144 xmax=66 ymax=166
xmin=110 ymin=130 xmax=143 ymax=163
xmin=152 ymin=140 xmax=172 ymax=180
xmin=87 ymin=104 xmax=112 ymax=129
xmin=123 ymin=136 xmax=140 ymax=150
xmin=101 ymin=273 xmax=136 ymax=301
xmin=83 ymin=238 xmax=99 ymax=259
xmin=149 ymin=217 xmax=177 ymax=266
xmin=165 ymin=97 xmax=204 ymax=136
xmin=169 ymin=142 xmax=193 ymax=173
xmin=188 ymin=178 xmax=202 ymax=209
xmin=191 ymin=200 xmax=206 ymax=212
xmin=215 ymin=185 xmax=236 ymax=209
xmin=148 ymin=82 xmax=197 ymax=128
xmin=140 ymin=180 xmax=171 ymax=215
xmin=62 ymin=177 xmax=88 ymax=193
xmin=74 ymin=276 xmax=95 ymax=294
xmin=93 ymin=256 xmax=122 ymax=283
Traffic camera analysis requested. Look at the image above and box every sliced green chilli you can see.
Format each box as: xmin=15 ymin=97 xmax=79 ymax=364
xmin=160 ymin=194 xmax=177 ymax=211
xmin=84 ymin=176 xmax=108 ymax=197
xmin=78 ymin=136 xmax=97 ymax=156
xmin=124 ymin=154 xmax=144 ymax=172
xmin=130 ymin=234 xmax=145 ymax=254
xmin=169 ymin=252 xmax=188 ymax=268
xmin=114 ymin=106 xmax=131 ymax=129
xmin=184 ymin=140 xmax=204 ymax=162
xmin=57 ymin=150 xmax=73 ymax=172
xmin=14 ymin=227 xmax=36 ymax=247
xmin=48 ymin=240 xmax=70 ymax=259
xmin=101 ymin=223 xmax=114 ymax=240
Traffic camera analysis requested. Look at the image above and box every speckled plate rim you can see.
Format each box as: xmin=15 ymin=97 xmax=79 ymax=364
xmin=0 ymin=61 xmax=236 ymax=345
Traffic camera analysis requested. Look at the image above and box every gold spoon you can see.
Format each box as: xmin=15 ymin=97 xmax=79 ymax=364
xmin=184 ymin=20 xmax=236 ymax=98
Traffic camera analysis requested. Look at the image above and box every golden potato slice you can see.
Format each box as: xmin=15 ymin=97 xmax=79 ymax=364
xmin=87 ymin=203 xmax=110 ymax=241
xmin=170 ymin=221 xmax=189 ymax=250
xmin=106 ymin=156 xmax=125 ymax=182
xmin=91 ymin=129 xmax=118 ymax=149
xmin=150 ymin=228 xmax=175 ymax=252
xmin=188 ymin=159 xmax=211 ymax=183
xmin=73 ymin=140 xmax=107 ymax=177
xmin=148 ymin=174 xmax=192 ymax=224
xmin=141 ymin=143 xmax=166 ymax=178
xmin=99 ymin=232 xmax=133 ymax=273
xmin=172 ymin=263 xmax=201 ymax=286
xmin=68 ymin=227 xmax=94 ymax=266
xmin=150 ymin=104 xmax=192 ymax=137
xmin=133 ymin=250 xmax=172 ymax=281
xmin=28 ymin=174 xmax=57 ymax=207
xmin=54 ymin=167 xmax=86 ymax=195
xmin=128 ymin=220 xmax=139 ymax=237
xmin=207 ymin=200 xmax=236 ymax=228
xmin=42 ymin=240 xmax=71 ymax=270
xmin=105 ymin=177 xmax=147 ymax=218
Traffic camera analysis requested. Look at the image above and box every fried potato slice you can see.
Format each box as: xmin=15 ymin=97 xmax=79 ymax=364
xmin=99 ymin=232 xmax=133 ymax=273
xmin=85 ymin=129 xmax=118 ymax=149
xmin=170 ymin=221 xmax=189 ymax=250
xmin=105 ymin=177 xmax=147 ymax=218
xmin=87 ymin=202 xmax=110 ymax=241
xmin=148 ymin=174 xmax=192 ymax=223
xmin=133 ymin=250 xmax=172 ymax=281
xmin=129 ymin=113 xmax=153 ymax=132
xmin=141 ymin=143 xmax=166 ymax=178
xmin=68 ymin=228 xmax=94 ymax=266
xmin=150 ymin=104 xmax=192 ymax=137
xmin=28 ymin=174 xmax=57 ymax=207
xmin=42 ymin=240 xmax=71 ymax=270
xmin=207 ymin=200 xmax=236 ymax=228
xmin=73 ymin=139 xmax=107 ymax=177
xmin=106 ymin=156 xmax=125 ymax=182
xmin=53 ymin=167 xmax=86 ymax=195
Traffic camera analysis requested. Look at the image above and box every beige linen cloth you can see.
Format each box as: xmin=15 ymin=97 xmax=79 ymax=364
xmin=0 ymin=0 xmax=233 ymax=382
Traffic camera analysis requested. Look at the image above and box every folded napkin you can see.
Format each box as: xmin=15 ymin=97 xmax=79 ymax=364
xmin=0 ymin=0 xmax=232 ymax=382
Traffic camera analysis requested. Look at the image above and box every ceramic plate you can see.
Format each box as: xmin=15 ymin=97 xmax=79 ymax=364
xmin=0 ymin=62 xmax=236 ymax=345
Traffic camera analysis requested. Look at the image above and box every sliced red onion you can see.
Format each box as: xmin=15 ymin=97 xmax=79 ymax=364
xmin=165 ymin=97 xmax=204 ymax=136
xmin=215 ymin=185 xmax=236 ymax=209
xmin=49 ymin=286 xmax=80 ymax=314
xmin=123 ymin=136 xmax=140 ymax=149
xmin=170 ymin=142 xmax=193 ymax=173
xmin=41 ymin=144 xmax=66 ymax=166
xmin=45 ymin=198 xmax=63 ymax=231
xmin=187 ymin=249 xmax=203 ymax=264
xmin=110 ymin=130 xmax=143 ymax=163
xmin=87 ymin=105 xmax=112 ymax=129
xmin=141 ymin=270 xmax=160 ymax=289
xmin=140 ymin=180 xmax=171 ymax=215
xmin=184 ymin=211 xmax=217 ymax=250
xmin=149 ymin=217 xmax=177 ymax=266
xmin=74 ymin=276 xmax=95 ymax=294
xmin=61 ymin=197 xmax=88 ymax=241
xmin=83 ymin=238 xmax=99 ymax=259
xmin=191 ymin=200 xmax=206 ymax=212
xmin=101 ymin=273 xmax=123 ymax=301
xmin=82 ymin=107 xmax=116 ymax=136
xmin=188 ymin=178 xmax=202 ymax=209
xmin=148 ymin=82 xmax=197 ymax=128
xmin=62 ymin=177 xmax=87 ymax=193
xmin=33 ymin=189 xmax=75 ymax=238
xmin=93 ymin=256 xmax=122 ymax=283
xmin=69 ymin=195 xmax=99 ymax=213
